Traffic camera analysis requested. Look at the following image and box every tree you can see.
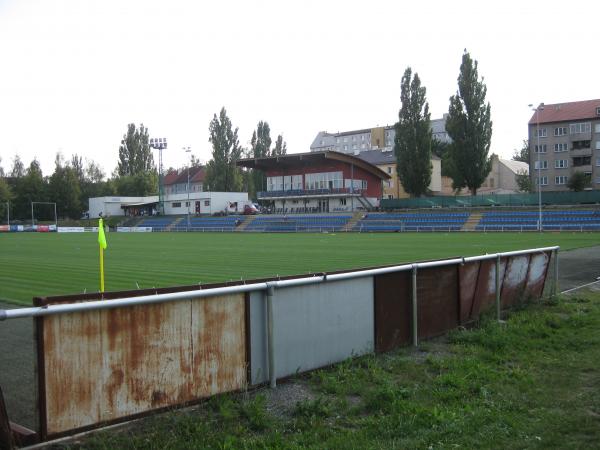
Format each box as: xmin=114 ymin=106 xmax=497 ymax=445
xmin=117 ymin=123 xmax=154 ymax=176
xmin=10 ymin=155 xmax=25 ymax=178
xmin=250 ymin=121 xmax=272 ymax=195
xmin=394 ymin=67 xmax=432 ymax=197
xmin=512 ymin=140 xmax=529 ymax=163
xmin=515 ymin=169 xmax=532 ymax=193
xmin=0 ymin=178 xmax=13 ymax=203
xmin=48 ymin=153 xmax=82 ymax=219
xmin=0 ymin=156 xmax=4 ymax=178
xmin=567 ymin=171 xmax=591 ymax=192
xmin=445 ymin=50 xmax=493 ymax=195
xmin=13 ymin=159 xmax=47 ymax=219
xmin=205 ymin=107 xmax=243 ymax=192
xmin=272 ymin=134 xmax=287 ymax=156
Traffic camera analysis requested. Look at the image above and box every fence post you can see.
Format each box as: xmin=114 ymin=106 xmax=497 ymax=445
xmin=496 ymin=255 xmax=501 ymax=321
xmin=266 ymin=284 xmax=276 ymax=388
xmin=411 ymin=264 xmax=418 ymax=347
xmin=552 ymin=248 xmax=559 ymax=297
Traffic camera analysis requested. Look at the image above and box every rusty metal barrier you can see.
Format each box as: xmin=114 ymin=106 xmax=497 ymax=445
xmin=0 ymin=246 xmax=558 ymax=444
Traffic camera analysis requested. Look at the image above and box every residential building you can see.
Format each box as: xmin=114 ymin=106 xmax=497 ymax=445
xmin=310 ymin=115 xmax=450 ymax=154
xmin=236 ymin=151 xmax=391 ymax=212
xmin=355 ymin=149 xmax=442 ymax=199
xmin=164 ymin=166 xmax=205 ymax=195
xmin=528 ymin=99 xmax=600 ymax=192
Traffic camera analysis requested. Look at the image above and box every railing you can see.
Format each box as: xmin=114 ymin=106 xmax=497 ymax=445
xmin=0 ymin=247 xmax=558 ymax=443
xmin=258 ymin=187 xmax=365 ymax=198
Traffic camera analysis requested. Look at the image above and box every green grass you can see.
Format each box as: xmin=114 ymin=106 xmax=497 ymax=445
xmin=1 ymin=232 xmax=600 ymax=305
xmin=74 ymin=291 xmax=600 ymax=449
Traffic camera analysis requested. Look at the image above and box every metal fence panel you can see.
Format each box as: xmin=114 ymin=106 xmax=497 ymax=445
xmin=501 ymin=255 xmax=530 ymax=307
xmin=524 ymin=251 xmax=551 ymax=299
xmin=39 ymin=294 xmax=246 ymax=438
xmin=251 ymin=278 xmax=374 ymax=382
xmin=249 ymin=291 xmax=268 ymax=385
xmin=458 ymin=261 xmax=480 ymax=323
xmin=471 ymin=258 xmax=507 ymax=316
xmin=417 ymin=266 xmax=459 ymax=339
xmin=374 ymin=271 xmax=412 ymax=352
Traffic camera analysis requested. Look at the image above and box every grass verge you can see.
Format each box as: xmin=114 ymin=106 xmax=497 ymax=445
xmin=69 ymin=289 xmax=600 ymax=449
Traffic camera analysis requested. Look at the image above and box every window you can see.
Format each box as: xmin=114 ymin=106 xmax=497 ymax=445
xmin=555 ymin=176 xmax=568 ymax=185
xmin=292 ymin=175 xmax=303 ymax=189
xmin=596 ymin=124 xmax=600 ymax=133
xmin=596 ymin=141 xmax=600 ymax=150
xmin=596 ymin=107 xmax=600 ymax=116
xmin=555 ymin=159 xmax=568 ymax=169
xmin=534 ymin=144 xmax=547 ymax=153
xmin=305 ymin=172 xmax=343 ymax=190
xmin=361 ymin=143 xmax=366 ymax=149
xmin=536 ymin=176 xmax=548 ymax=186
xmin=352 ymin=144 xmax=357 ymax=150
xmin=340 ymin=198 xmax=347 ymax=206
xmin=534 ymin=160 xmax=548 ymax=170
xmin=172 ymin=202 xmax=181 ymax=208
xmin=387 ymin=167 xmax=392 ymax=174
xmin=343 ymin=137 xmax=348 ymax=143
xmin=361 ymin=135 xmax=365 ymax=141
xmin=320 ymin=140 xmax=325 ymax=145
xmin=569 ymin=122 xmax=591 ymax=134
xmin=336 ymin=138 xmax=340 ymax=143
xmin=352 ymin=136 xmax=356 ymax=141
xmin=554 ymin=126 xmax=567 ymax=136
xmin=204 ymin=200 xmax=210 ymax=206
xmin=535 ymin=128 xmax=547 ymax=138
xmin=596 ymin=157 xmax=600 ymax=166
xmin=185 ymin=201 xmax=190 ymax=207
xmin=343 ymin=145 xmax=348 ymax=151
xmin=554 ymin=143 xmax=568 ymax=152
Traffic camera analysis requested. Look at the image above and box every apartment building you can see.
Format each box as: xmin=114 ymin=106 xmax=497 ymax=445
xmin=528 ymin=99 xmax=600 ymax=191
xmin=310 ymin=115 xmax=450 ymax=154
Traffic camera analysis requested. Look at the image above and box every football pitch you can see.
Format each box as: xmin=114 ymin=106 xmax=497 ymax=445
xmin=2 ymin=231 xmax=600 ymax=306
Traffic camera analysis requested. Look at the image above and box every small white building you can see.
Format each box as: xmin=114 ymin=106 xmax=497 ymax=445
xmin=88 ymin=191 xmax=248 ymax=219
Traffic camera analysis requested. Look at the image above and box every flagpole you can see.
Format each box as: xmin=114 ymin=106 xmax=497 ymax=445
xmin=100 ymin=245 xmax=104 ymax=293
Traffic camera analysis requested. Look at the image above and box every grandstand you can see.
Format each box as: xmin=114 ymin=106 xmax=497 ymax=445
xmin=173 ymin=216 xmax=244 ymax=232
xmin=477 ymin=209 xmax=600 ymax=231
xmin=245 ymin=214 xmax=352 ymax=232
xmin=136 ymin=216 xmax=180 ymax=231
xmin=354 ymin=212 xmax=470 ymax=232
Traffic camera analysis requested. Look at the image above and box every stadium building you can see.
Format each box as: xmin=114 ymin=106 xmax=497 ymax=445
xmin=237 ymin=151 xmax=391 ymax=212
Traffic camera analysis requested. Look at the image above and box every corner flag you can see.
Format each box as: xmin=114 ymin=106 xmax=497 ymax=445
xmin=98 ymin=218 xmax=107 ymax=292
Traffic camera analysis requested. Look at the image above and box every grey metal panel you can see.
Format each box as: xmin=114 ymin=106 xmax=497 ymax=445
xmin=272 ymin=278 xmax=374 ymax=380
xmin=249 ymin=291 xmax=268 ymax=385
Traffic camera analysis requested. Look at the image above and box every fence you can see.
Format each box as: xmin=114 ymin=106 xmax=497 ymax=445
xmin=382 ymin=190 xmax=600 ymax=209
xmin=0 ymin=246 xmax=557 ymax=446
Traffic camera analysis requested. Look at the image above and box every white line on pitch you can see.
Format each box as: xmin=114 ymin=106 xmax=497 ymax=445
xmin=561 ymin=277 xmax=600 ymax=294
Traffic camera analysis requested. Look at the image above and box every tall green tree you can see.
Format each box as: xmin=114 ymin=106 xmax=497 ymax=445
xmin=48 ymin=153 xmax=82 ymax=219
xmin=250 ymin=121 xmax=272 ymax=195
xmin=0 ymin=156 xmax=4 ymax=178
xmin=512 ymin=140 xmax=529 ymax=163
xmin=394 ymin=67 xmax=432 ymax=197
xmin=205 ymin=107 xmax=243 ymax=192
xmin=117 ymin=123 xmax=154 ymax=176
xmin=567 ymin=171 xmax=591 ymax=192
xmin=13 ymin=159 xmax=47 ymax=219
xmin=515 ymin=169 xmax=532 ymax=193
xmin=445 ymin=50 xmax=493 ymax=195
xmin=272 ymin=134 xmax=287 ymax=156
xmin=10 ymin=155 xmax=25 ymax=178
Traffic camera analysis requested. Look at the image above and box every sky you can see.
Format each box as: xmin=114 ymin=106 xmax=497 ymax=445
xmin=0 ymin=0 xmax=598 ymax=177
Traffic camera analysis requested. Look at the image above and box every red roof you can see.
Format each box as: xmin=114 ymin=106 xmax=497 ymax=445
xmin=528 ymin=99 xmax=600 ymax=125
xmin=163 ymin=166 xmax=205 ymax=185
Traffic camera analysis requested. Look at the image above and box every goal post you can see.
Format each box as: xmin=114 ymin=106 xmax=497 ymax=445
xmin=31 ymin=201 xmax=57 ymax=228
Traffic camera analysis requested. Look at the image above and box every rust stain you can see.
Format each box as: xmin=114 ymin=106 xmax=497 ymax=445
xmin=471 ymin=258 xmax=507 ymax=316
xmin=151 ymin=390 xmax=167 ymax=407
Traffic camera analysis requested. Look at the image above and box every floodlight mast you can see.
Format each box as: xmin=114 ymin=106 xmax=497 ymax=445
xmin=184 ymin=147 xmax=192 ymax=231
xmin=150 ymin=137 xmax=168 ymax=215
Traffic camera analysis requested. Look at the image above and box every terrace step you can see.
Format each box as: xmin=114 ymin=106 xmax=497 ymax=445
xmin=236 ymin=215 xmax=257 ymax=231
xmin=343 ymin=211 xmax=366 ymax=231
xmin=166 ymin=217 xmax=184 ymax=231
xmin=462 ymin=212 xmax=483 ymax=231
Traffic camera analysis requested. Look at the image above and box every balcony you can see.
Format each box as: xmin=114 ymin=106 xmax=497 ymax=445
xmin=570 ymin=147 xmax=592 ymax=157
xmin=258 ymin=187 xmax=366 ymax=199
xmin=570 ymin=131 xmax=592 ymax=141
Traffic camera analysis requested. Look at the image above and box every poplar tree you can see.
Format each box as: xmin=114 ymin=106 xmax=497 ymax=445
xmin=394 ymin=67 xmax=432 ymax=197
xmin=250 ymin=121 xmax=272 ymax=193
xmin=205 ymin=107 xmax=243 ymax=192
xmin=445 ymin=50 xmax=493 ymax=195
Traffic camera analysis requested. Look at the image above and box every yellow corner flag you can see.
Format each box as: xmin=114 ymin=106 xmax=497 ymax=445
xmin=98 ymin=218 xmax=107 ymax=292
